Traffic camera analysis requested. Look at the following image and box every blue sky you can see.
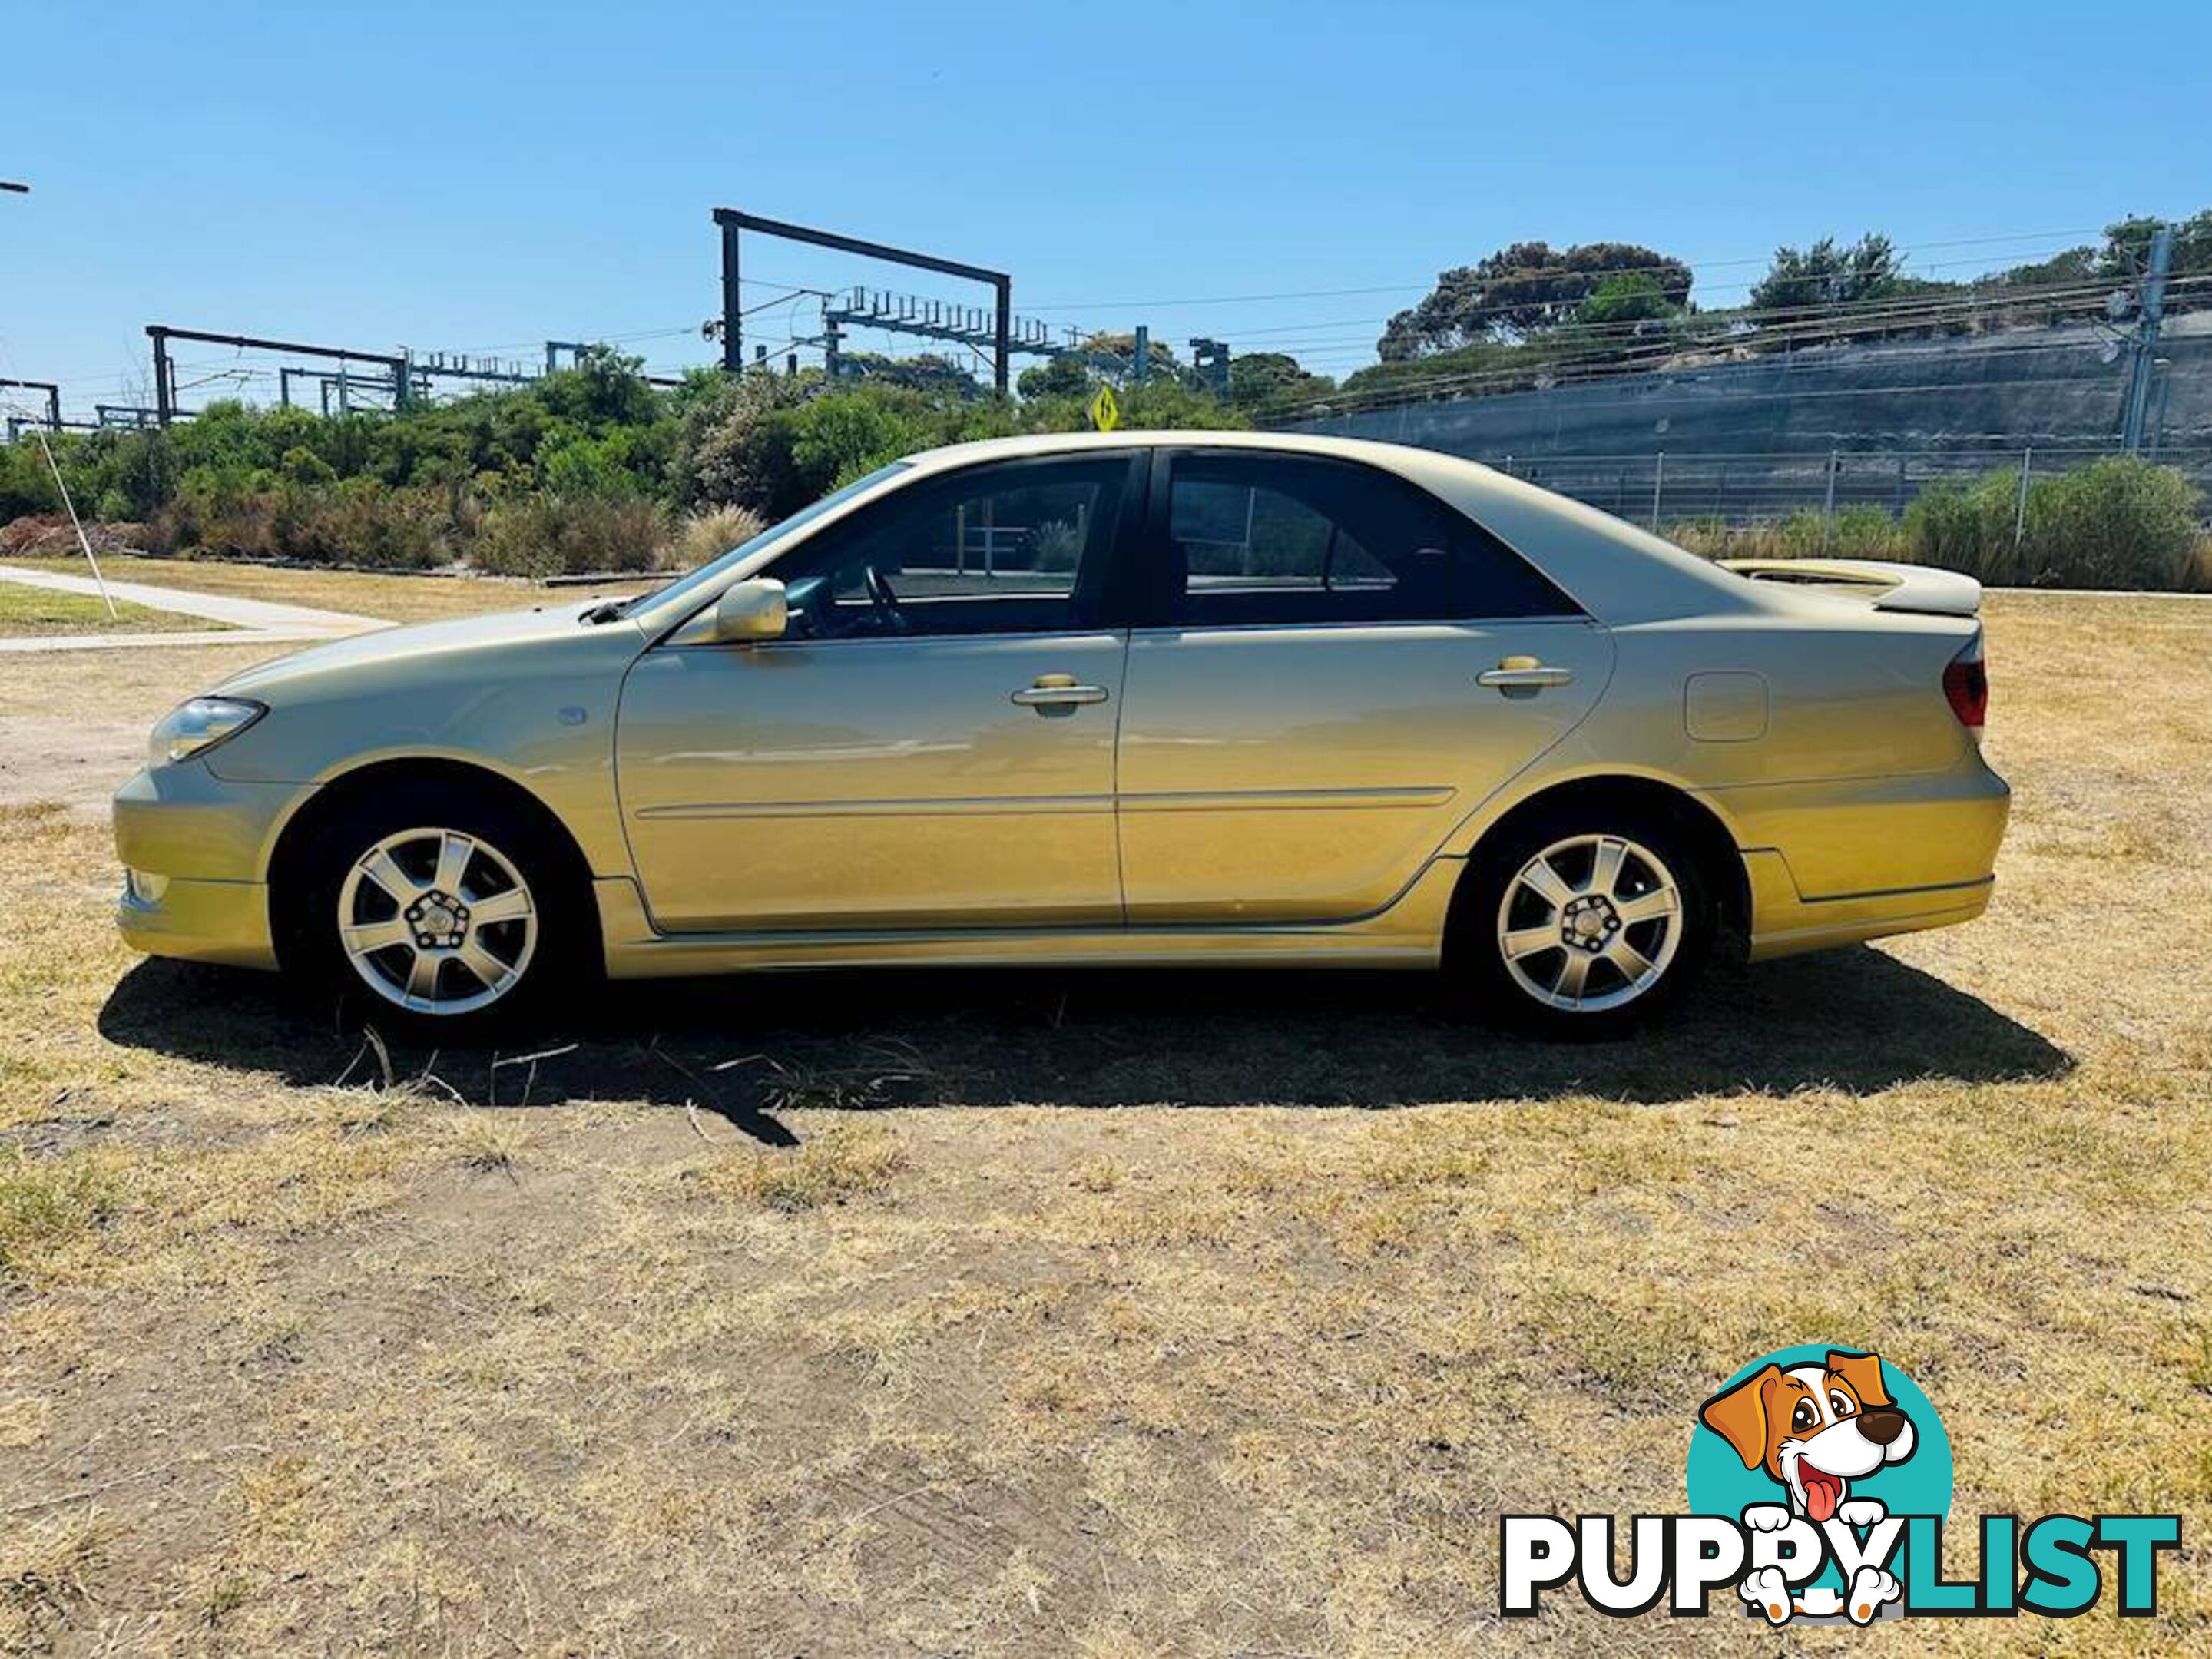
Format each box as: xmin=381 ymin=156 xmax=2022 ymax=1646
xmin=3 ymin=0 xmax=2207 ymax=418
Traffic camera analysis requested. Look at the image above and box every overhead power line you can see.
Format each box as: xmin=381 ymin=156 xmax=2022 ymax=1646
xmin=1023 ymin=225 xmax=2131 ymax=313
xmin=1237 ymin=273 xmax=2210 ymax=422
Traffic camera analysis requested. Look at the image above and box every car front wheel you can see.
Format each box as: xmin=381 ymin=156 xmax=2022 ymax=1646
xmin=296 ymin=783 xmax=585 ymax=1044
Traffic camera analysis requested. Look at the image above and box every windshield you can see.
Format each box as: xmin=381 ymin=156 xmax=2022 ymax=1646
xmin=618 ymin=462 xmax=912 ymax=622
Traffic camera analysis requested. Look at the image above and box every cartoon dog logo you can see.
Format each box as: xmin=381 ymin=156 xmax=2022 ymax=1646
xmin=1699 ymin=1349 xmax=1916 ymax=1623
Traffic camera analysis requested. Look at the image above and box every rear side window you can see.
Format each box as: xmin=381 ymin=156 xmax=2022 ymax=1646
xmin=1157 ymin=452 xmax=1574 ymax=627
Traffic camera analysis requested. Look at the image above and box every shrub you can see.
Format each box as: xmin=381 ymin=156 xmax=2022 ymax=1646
xmin=1900 ymin=456 xmax=2204 ymax=588
xmin=677 ymin=370 xmax=810 ymax=509
xmin=0 ymin=440 xmax=61 ymax=521
xmin=1029 ymin=517 xmax=1084 ymax=572
xmin=473 ymin=495 xmax=667 ymax=577
xmin=1906 ymin=469 xmax=2025 ymax=583
xmin=150 ymin=473 xmax=279 ymax=560
xmin=2018 ymin=455 xmax=2203 ymax=590
xmin=1663 ymin=507 xmax=1907 ymax=565
xmin=1829 ymin=505 xmax=1910 ymax=560
xmin=285 ymin=482 xmax=453 ymax=569
xmin=663 ymin=503 xmax=766 ymax=573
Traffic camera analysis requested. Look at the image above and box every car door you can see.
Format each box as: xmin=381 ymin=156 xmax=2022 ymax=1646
xmin=1114 ymin=448 xmax=1612 ymax=924
xmin=615 ymin=452 xmax=1141 ymax=932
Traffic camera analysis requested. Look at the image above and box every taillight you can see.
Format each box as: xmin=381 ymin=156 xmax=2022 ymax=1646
xmin=1943 ymin=635 xmax=1988 ymax=732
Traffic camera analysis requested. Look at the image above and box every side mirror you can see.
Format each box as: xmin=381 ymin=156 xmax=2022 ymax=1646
xmin=712 ymin=578 xmax=787 ymax=643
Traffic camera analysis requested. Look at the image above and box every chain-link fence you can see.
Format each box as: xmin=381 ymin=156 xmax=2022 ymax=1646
xmin=1479 ymin=444 xmax=2212 ymax=531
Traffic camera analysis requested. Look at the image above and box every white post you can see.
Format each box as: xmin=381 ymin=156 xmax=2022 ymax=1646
xmin=32 ymin=429 xmax=118 ymax=620
xmin=1649 ymin=452 xmax=1665 ymax=531
xmin=2013 ymin=446 xmax=2033 ymax=550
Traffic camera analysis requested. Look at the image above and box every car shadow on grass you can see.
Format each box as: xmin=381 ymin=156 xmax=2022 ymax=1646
xmin=98 ymin=945 xmax=2073 ymax=1143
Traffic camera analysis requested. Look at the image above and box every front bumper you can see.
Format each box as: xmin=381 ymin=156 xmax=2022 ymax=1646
xmin=118 ymin=871 xmax=278 ymax=969
xmin=113 ymin=763 xmax=305 ymax=972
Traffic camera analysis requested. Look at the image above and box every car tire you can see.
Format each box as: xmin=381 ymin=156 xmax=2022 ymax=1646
xmin=1452 ymin=804 xmax=1717 ymax=1036
xmin=290 ymin=780 xmax=591 ymax=1047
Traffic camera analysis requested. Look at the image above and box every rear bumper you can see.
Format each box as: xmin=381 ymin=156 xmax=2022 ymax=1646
xmin=1742 ymin=859 xmax=1993 ymax=961
xmin=1724 ymin=758 xmax=2012 ymax=959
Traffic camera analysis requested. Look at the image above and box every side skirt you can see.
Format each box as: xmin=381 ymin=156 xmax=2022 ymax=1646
xmin=593 ymin=859 xmax=1463 ymax=979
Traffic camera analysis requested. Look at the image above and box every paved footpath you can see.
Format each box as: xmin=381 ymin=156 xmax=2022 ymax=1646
xmin=0 ymin=561 xmax=389 ymax=653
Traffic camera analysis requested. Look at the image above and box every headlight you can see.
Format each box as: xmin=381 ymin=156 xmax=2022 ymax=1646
xmin=148 ymin=697 xmax=267 ymax=766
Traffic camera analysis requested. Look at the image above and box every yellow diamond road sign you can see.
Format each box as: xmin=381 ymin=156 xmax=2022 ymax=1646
xmin=1088 ymin=386 xmax=1120 ymax=432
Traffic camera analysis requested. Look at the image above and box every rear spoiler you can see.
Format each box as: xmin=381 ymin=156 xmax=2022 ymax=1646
xmin=1719 ymin=558 xmax=1982 ymax=618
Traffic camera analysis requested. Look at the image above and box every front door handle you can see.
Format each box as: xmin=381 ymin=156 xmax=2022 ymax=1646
xmin=1012 ymin=673 xmax=1110 ymax=711
xmin=1478 ymin=656 xmax=1575 ymax=690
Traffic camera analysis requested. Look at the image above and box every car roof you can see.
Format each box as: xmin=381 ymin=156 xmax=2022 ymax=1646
xmin=899 ymin=426 xmax=1451 ymax=473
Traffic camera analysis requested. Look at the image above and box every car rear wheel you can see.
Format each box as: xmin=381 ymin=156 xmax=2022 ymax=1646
xmin=295 ymin=782 xmax=586 ymax=1044
xmin=1455 ymin=808 xmax=1716 ymax=1033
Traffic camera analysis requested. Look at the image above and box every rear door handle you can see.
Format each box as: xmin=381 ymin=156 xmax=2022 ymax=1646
xmin=1478 ymin=658 xmax=1574 ymax=690
xmin=1012 ymin=674 xmax=1110 ymax=710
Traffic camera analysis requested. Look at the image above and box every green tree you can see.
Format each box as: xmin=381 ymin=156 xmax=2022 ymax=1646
xmin=1226 ymin=352 xmax=1336 ymax=416
xmin=1017 ymin=356 xmax=1092 ymax=399
xmin=1572 ymin=272 xmax=1680 ymax=328
xmin=835 ymin=352 xmax=981 ymax=397
xmin=1379 ymin=241 xmax=1693 ymax=358
xmin=1748 ymin=233 xmax=1901 ymax=313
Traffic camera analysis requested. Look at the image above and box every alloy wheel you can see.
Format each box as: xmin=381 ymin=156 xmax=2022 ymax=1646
xmin=335 ymin=826 xmax=538 ymax=1016
xmin=1495 ymin=833 xmax=1683 ymax=1013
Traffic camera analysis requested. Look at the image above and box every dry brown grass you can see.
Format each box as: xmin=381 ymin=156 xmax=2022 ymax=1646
xmin=690 ymin=1124 xmax=908 ymax=1212
xmin=0 ymin=551 xmax=648 ymax=625
xmin=0 ymin=589 xmax=2207 ymax=1654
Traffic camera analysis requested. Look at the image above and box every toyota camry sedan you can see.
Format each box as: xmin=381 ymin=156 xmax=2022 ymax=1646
xmin=115 ymin=431 xmax=2008 ymax=1038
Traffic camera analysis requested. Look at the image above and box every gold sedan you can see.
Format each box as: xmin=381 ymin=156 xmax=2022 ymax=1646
xmin=115 ymin=431 xmax=2008 ymax=1038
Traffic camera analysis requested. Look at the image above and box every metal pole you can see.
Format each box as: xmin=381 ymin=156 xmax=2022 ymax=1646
xmin=1649 ymin=452 xmax=1664 ymax=531
xmin=2121 ymin=224 xmax=2174 ymax=454
xmin=1821 ymin=449 xmax=1839 ymax=550
xmin=2013 ymin=447 xmax=2033 ymax=550
xmin=720 ymin=219 xmax=743 ymax=373
xmin=1132 ymin=323 xmax=1148 ymax=387
xmin=992 ymin=276 xmax=1012 ymax=396
xmin=151 ymin=328 xmax=173 ymax=426
xmin=0 ymin=381 xmax=63 ymax=432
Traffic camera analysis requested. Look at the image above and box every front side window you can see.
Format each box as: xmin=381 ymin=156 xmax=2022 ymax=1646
xmin=632 ymin=462 xmax=909 ymax=628
xmin=1158 ymin=452 xmax=1575 ymax=627
xmin=769 ymin=456 xmax=1131 ymax=640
